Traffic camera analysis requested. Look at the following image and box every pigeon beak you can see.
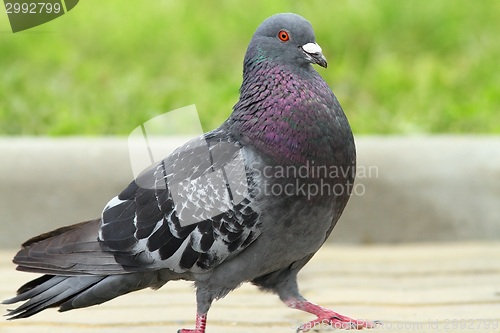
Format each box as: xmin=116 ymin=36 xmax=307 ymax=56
xmin=301 ymin=42 xmax=328 ymax=68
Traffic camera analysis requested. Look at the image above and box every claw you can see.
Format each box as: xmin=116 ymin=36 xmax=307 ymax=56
xmin=286 ymin=299 xmax=380 ymax=331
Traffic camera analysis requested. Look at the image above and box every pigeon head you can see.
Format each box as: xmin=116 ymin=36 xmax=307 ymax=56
xmin=230 ymin=13 xmax=353 ymax=168
xmin=245 ymin=13 xmax=327 ymax=70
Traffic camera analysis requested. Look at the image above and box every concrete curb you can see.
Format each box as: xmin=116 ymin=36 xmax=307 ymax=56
xmin=1 ymin=136 xmax=499 ymax=248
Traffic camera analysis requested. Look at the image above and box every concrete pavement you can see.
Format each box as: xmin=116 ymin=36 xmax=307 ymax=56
xmin=1 ymin=242 xmax=500 ymax=332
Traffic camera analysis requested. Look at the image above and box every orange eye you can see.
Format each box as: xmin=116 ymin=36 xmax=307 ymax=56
xmin=278 ymin=30 xmax=289 ymax=41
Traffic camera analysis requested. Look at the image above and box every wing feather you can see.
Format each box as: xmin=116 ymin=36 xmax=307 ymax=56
xmin=99 ymin=134 xmax=261 ymax=274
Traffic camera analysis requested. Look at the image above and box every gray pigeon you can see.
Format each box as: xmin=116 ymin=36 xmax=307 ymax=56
xmin=3 ymin=13 xmax=379 ymax=332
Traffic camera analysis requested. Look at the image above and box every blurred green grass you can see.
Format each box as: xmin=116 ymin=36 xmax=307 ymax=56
xmin=0 ymin=0 xmax=499 ymax=135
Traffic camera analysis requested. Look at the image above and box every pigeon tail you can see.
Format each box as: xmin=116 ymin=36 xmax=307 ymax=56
xmin=11 ymin=219 xmax=129 ymax=276
xmin=3 ymin=272 xmax=162 ymax=319
xmin=3 ymin=219 xmax=167 ymax=319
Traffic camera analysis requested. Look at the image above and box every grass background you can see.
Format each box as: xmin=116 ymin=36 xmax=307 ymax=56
xmin=0 ymin=0 xmax=499 ymax=135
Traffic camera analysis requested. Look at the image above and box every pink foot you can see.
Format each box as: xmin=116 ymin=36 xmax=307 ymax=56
xmin=178 ymin=313 xmax=207 ymax=333
xmin=285 ymin=299 xmax=381 ymax=332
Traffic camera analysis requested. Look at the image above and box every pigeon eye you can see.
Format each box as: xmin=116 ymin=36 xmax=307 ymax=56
xmin=278 ymin=30 xmax=289 ymax=41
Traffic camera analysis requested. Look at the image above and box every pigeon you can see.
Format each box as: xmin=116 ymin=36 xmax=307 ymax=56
xmin=3 ymin=13 xmax=379 ymax=332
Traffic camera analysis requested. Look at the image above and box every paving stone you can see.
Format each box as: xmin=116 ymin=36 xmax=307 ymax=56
xmin=1 ymin=242 xmax=500 ymax=332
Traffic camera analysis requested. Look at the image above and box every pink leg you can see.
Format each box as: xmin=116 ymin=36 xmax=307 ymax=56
xmin=285 ymin=299 xmax=381 ymax=332
xmin=178 ymin=313 xmax=207 ymax=333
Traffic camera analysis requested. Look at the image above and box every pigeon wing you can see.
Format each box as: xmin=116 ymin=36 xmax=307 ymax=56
xmin=99 ymin=134 xmax=260 ymax=274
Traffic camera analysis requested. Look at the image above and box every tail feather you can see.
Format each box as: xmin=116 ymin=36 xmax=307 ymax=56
xmin=4 ymin=275 xmax=61 ymax=305
xmin=21 ymin=221 xmax=91 ymax=248
xmin=59 ymin=272 xmax=161 ymax=311
xmin=3 ymin=272 xmax=162 ymax=319
xmin=16 ymin=274 xmax=54 ymax=295
xmin=12 ymin=219 xmax=128 ymax=275
xmin=3 ymin=276 xmax=104 ymax=319
xmin=3 ymin=218 xmax=168 ymax=319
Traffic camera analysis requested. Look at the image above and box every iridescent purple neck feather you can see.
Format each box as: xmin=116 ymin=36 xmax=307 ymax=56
xmin=228 ymin=55 xmax=355 ymax=169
